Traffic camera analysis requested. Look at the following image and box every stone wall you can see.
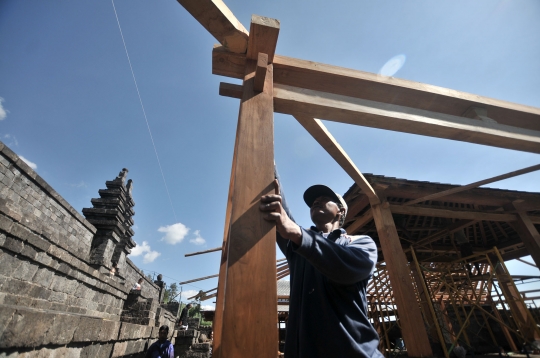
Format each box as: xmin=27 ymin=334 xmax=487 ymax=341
xmin=0 ymin=141 xmax=176 ymax=357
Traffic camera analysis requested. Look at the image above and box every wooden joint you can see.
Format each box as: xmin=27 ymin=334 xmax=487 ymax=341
xmin=254 ymin=53 xmax=268 ymax=92
xmin=219 ymin=82 xmax=243 ymax=99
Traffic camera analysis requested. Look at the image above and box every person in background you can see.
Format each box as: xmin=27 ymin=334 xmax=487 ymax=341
xmin=178 ymin=303 xmax=192 ymax=330
xmin=145 ymin=325 xmax=174 ymax=358
xmin=132 ymin=277 xmax=143 ymax=290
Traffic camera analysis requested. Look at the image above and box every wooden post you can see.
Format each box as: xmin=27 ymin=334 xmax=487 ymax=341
xmin=509 ymin=200 xmax=540 ymax=267
xmin=215 ymin=16 xmax=279 ymax=358
xmin=371 ymin=201 xmax=434 ymax=357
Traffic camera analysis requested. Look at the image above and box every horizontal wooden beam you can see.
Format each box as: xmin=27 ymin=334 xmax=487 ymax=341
xmin=179 ymin=274 xmax=219 ymax=285
xmin=218 ymin=79 xmax=540 ymax=153
xmin=219 ymin=82 xmax=242 ymax=98
xmin=213 ymin=48 xmax=540 ymax=132
xmin=404 ymin=163 xmax=540 ymax=206
xmin=177 ymin=0 xmax=248 ymax=53
xmin=274 ymin=84 xmax=540 ymax=154
xmin=390 ymin=204 xmax=540 ymax=223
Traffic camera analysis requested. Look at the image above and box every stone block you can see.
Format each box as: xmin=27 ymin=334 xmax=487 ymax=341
xmin=72 ymin=316 xmax=103 ymax=342
xmin=0 ymin=305 xmax=16 ymax=339
xmin=43 ymin=312 xmax=80 ymax=345
xmin=0 ymin=252 xmax=22 ymax=277
xmin=79 ymin=344 xmax=101 ymax=358
xmin=95 ymin=343 xmax=114 ymax=358
xmin=11 ymin=260 xmax=38 ymax=281
xmin=20 ymin=245 xmax=38 ymax=261
xmin=98 ymin=319 xmax=121 ymax=342
xmin=2 ymin=236 xmax=23 ymax=254
xmin=3 ymin=278 xmax=32 ymax=296
xmin=31 ymin=267 xmax=55 ymax=288
xmin=111 ymin=341 xmax=127 ymax=358
xmin=0 ymin=307 xmax=55 ymax=348
xmin=118 ymin=322 xmax=144 ymax=340
xmin=0 ymin=214 xmax=14 ymax=233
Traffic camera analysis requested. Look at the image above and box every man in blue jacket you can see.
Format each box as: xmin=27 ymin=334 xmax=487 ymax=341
xmin=260 ymin=181 xmax=383 ymax=358
xmin=146 ymin=325 xmax=174 ymax=358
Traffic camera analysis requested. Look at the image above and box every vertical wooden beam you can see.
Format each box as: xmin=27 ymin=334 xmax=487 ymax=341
xmin=217 ymin=60 xmax=278 ymax=358
xmin=253 ymin=53 xmax=268 ymax=92
xmin=246 ymin=15 xmax=280 ymax=63
xmin=371 ymin=201 xmax=434 ymax=357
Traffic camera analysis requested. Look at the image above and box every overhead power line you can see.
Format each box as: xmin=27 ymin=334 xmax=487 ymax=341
xmin=111 ymin=0 xmax=178 ymax=223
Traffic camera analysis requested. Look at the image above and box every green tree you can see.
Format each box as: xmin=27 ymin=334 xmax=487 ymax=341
xmin=163 ymin=283 xmax=178 ymax=303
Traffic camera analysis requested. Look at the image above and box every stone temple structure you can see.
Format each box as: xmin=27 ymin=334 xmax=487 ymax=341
xmin=0 ymin=141 xmax=211 ymax=357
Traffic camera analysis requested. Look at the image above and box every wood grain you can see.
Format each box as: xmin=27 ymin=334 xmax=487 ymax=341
xmin=218 ymin=59 xmax=278 ymax=358
xmin=246 ymin=15 xmax=280 ymax=63
xmin=254 ymin=53 xmax=268 ymax=92
xmin=213 ymin=49 xmax=540 ymax=133
xmin=275 ymin=84 xmax=540 ymax=154
xmin=176 ymin=0 xmax=248 ymax=53
xmin=371 ymin=203 xmax=433 ymax=357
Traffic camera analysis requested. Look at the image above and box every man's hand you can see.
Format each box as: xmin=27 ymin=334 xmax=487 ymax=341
xmin=260 ymin=179 xmax=302 ymax=245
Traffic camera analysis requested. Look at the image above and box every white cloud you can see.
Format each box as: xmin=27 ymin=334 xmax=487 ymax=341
xmin=189 ymin=230 xmax=206 ymax=246
xmin=158 ymin=222 xmax=190 ymax=245
xmin=143 ymin=251 xmax=161 ymax=263
xmin=19 ymin=155 xmax=37 ymax=170
xmin=200 ymin=305 xmax=215 ymax=311
xmin=130 ymin=240 xmax=161 ymax=263
xmin=0 ymin=98 xmax=7 ymax=120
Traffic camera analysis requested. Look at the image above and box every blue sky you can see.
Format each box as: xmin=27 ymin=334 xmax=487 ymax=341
xmin=1 ymin=0 xmax=539 ymax=309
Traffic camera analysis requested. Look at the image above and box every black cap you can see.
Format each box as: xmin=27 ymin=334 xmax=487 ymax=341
xmin=303 ymin=184 xmax=348 ymax=216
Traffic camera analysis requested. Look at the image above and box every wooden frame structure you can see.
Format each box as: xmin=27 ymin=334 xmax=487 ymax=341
xmin=175 ymin=1 xmax=540 ymax=356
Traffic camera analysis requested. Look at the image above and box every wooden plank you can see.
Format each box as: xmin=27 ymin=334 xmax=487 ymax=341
xmin=213 ymin=49 xmax=540 ymax=132
xmin=176 ymin=0 xmax=248 ymax=53
xmin=219 ymin=82 xmax=243 ymax=98
xmin=371 ymin=202 xmax=433 ymax=357
xmin=185 ymin=246 xmax=222 ymax=257
xmin=404 ymin=164 xmax=540 ymax=206
xmin=275 ymin=85 xmax=540 ymax=154
xmin=344 ymin=209 xmax=374 ymax=234
xmin=218 ymin=59 xmax=277 ymax=358
xmin=389 ymin=204 xmax=540 ymax=223
xmin=508 ymin=201 xmax=540 ymax=267
xmin=213 ymin=45 xmax=246 ymax=79
xmin=254 ymin=53 xmax=268 ymax=92
xmin=179 ymin=274 xmax=219 ymax=285
xmin=293 ymin=115 xmax=380 ymax=204
xmin=246 ymin=15 xmax=279 ymax=63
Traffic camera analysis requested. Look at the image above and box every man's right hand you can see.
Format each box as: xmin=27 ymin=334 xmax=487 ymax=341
xmin=260 ymin=179 xmax=302 ymax=245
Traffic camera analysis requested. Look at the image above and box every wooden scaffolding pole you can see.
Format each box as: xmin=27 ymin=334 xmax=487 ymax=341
xmin=214 ymin=15 xmax=280 ymax=358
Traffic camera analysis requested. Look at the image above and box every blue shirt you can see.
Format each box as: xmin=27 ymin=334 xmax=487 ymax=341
xmin=278 ymin=227 xmax=384 ymax=358
xmin=146 ymin=340 xmax=174 ymax=358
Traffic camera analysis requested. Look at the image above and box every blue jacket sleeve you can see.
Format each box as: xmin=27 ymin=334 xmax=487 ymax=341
xmin=293 ymin=229 xmax=377 ymax=285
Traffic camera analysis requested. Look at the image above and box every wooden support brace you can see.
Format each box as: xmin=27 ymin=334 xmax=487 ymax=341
xmin=176 ymin=0 xmax=249 ymax=53
xmin=219 ymin=82 xmax=242 ymax=99
xmin=371 ymin=202 xmax=433 ymax=357
xmin=404 ymin=163 xmax=540 ymax=206
xmin=254 ymin=53 xmax=268 ymax=92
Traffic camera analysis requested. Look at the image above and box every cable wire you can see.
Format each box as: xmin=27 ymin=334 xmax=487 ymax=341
xmin=111 ymin=0 xmax=178 ymax=222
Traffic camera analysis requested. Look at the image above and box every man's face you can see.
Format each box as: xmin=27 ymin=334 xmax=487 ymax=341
xmin=158 ymin=329 xmax=168 ymax=341
xmin=310 ymin=196 xmax=341 ymax=225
